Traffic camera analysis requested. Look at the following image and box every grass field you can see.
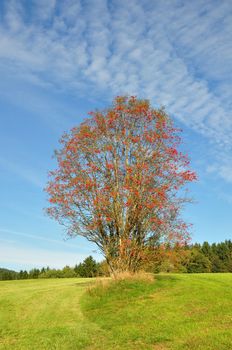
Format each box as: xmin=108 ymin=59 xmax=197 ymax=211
xmin=0 ymin=274 xmax=232 ymax=349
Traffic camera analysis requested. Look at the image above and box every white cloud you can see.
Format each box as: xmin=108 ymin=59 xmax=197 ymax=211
xmin=207 ymin=158 xmax=232 ymax=184
xmin=31 ymin=0 xmax=56 ymax=21
xmin=219 ymin=166 xmax=232 ymax=183
xmin=0 ymin=0 xmax=232 ymax=182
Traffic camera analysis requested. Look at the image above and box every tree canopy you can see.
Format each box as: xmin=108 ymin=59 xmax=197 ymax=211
xmin=46 ymin=96 xmax=196 ymax=273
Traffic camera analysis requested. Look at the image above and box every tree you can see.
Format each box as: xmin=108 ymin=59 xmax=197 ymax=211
xmin=20 ymin=270 xmax=28 ymax=279
xmin=201 ymin=241 xmax=212 ymax=260
xmin=61 ymin=265 xmax=77 ymax=278
xmin=158 ymin=243 xmax=190 ymax=273
xmin=74 ymin=256 xmax=98 ymax=277
xmin=46 ymin=96 xmax=196 ymax=274
xmin=0 ymin=268 xmax=18 ymax=280
xmin=186 ymin=249 xmax=212 ymax=273
xmin=28 ymin=268 xmax=40 ymax=279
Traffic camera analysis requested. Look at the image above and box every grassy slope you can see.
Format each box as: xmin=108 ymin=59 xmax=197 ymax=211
xmin=1 ymin=274 xmax=232 ymax=349
xmin=82 ymin=274 xmax=232 ymax=350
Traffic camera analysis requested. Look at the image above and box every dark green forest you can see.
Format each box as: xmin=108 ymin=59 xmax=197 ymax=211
xmin=1 ymin=240 xmax=232 ymax=280
xmin=154 ymin=240 xmax=232 ymax=273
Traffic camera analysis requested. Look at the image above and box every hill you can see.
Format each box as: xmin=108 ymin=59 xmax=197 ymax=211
xmin=0 ymin=268 xmax=18 ymax=280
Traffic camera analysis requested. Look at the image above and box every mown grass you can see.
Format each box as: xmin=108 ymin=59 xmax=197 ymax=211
xmin=0 ymin=278 xmax=99 ymax=350
xmin=1 ymin=274 xmax=232 ymax=349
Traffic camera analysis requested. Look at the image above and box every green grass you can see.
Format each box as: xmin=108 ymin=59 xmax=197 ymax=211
xmin=0 ymin=278 xmax=99 ymax=350
xmin=1 ymin=274 xmax=232 ymax=349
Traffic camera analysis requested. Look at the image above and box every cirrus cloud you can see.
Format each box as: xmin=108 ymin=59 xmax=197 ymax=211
xmin=0 ymin=0 xmax=232 ymax=182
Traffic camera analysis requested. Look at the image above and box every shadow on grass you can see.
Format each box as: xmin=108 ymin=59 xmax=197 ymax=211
xmin=155 ymin=273 xmax=181 ymax=282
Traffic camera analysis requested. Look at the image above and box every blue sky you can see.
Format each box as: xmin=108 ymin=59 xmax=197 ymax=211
xmin=0 ymin=0 xmax=232 ymax=271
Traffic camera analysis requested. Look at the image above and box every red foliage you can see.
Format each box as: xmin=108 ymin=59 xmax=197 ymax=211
xmin=46 ymin=96 xmax=197 ymax=272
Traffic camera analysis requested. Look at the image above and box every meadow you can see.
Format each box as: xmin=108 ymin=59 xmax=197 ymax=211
xmin=0 ymin=274 xmax=232 ymax=349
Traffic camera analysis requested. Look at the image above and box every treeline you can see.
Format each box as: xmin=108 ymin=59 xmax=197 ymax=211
xmin=0 ymin=256 xmax=108 ymax=281
xmin=1 ymin=241 xmax=232 ymax=280
xmin=151 ymin=240 xmax=232 ymax=273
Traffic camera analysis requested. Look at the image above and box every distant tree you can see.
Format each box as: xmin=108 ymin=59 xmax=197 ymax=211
xmin=39 ymin=269 xmax=59 ymax=278
xmin=74 ymin=263 xmax=83 ymax=277
xmin=201 ymin=242 xmax=212 ymax=259
xmin=153 ymin=244 xmax=189 ymax=273
xmin=29 ymin=268 xmax=40 ymax=279
xmin=19 ymin=270 xmax=24 ymax=279
xmin=22 ymin=270 xmax=28 ymax=279
xmin=46 ymin=96 xmax=196 ymax=274
xmin=75 ymin=256 xmax=98 ymax=277
xmin=227 ymin=259 xmax=232 ymax=273
xmin=0 ymin=268 xmax=18 ymax=280
xmin=61 ymin=266 xmax=77 ymax=278
xmin=186 ymin=249 xmax=211 ymax=273
xmin=211 ymin=256 xmax=227 ymax=273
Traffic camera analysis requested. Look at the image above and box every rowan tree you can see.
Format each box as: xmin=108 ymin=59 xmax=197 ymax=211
xmin=46 ymin=96 xmax=196 ymax=274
